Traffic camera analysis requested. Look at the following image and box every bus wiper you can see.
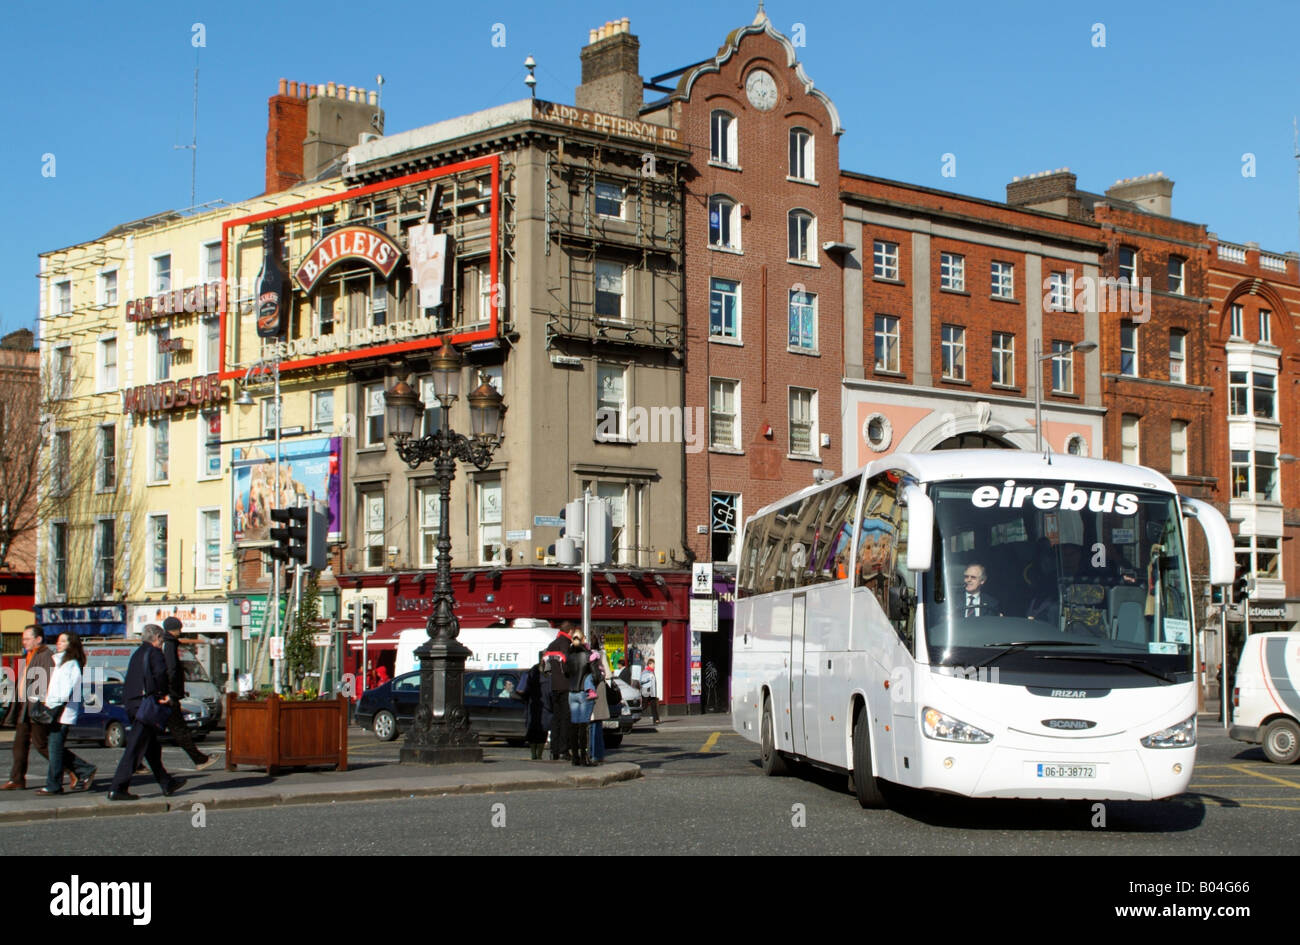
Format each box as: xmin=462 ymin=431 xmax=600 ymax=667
xmin=1033 ymin=653 xmax=1176 ymax=684
xmin=969 ymin=640 xmax=1096 ymax=671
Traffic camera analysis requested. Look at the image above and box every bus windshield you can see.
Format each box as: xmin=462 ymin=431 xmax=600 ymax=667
xmin=922 ymin=478 xmax=1193 ymax=685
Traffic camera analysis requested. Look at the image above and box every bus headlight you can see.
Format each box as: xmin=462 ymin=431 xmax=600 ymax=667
xmin=1140 ymin=715 xmax=1196 ymax=749
xmin=922 ymin=707 xmax=992 ymax=743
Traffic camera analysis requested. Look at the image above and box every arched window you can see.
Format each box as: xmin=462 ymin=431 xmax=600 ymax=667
xmin=789 ymin=127 xmax=814 ymax=180
xmin=710 ymin=110 xmax=737 ymax=165
xmin=788 ymin=209 xmax=816 ymax=262
xmin=709 ymin=195 xmax=740 ymax=250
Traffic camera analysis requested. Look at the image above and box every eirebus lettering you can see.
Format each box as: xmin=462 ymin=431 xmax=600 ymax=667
xmin=970 ymin=480 xmax=1139 ymax=515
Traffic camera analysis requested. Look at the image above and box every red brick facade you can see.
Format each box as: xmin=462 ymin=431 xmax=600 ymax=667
xmin=840 ymin=173 xmax=1104 ymax=464
xmin=1205 ymin=237 xmax=1300 ymax=600
xmin=646 ymin=19 xmax=845 ymax=562
xmin=1090 ymin=203 xmax=1215 ymax=497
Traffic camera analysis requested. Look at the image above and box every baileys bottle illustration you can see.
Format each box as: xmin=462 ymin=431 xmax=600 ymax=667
xmin=255 ymin=222 xmax=288 ymax=339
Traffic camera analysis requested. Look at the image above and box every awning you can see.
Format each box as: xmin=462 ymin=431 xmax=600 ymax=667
xmin=345 ymin=618 xmax=425 ymax=650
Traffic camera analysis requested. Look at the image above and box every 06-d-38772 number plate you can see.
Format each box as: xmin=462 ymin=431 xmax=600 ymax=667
xmin=1032 ymin=763 xmax=1098 ymax=779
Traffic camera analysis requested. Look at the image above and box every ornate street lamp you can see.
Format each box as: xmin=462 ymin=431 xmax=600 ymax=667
xmin=384 ymin=343 xmax=505 ymax=765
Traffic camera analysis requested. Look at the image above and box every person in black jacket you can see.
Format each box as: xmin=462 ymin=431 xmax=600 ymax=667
xmin=161 ymin=617 xmax=215 ymax=769
xmin=106 ymin=625 xmax=185 ymax=801
xmin=565 ymin=631 xmax=592 ymax=766
xmin=543 ymin=622 xmax=575 ymax=761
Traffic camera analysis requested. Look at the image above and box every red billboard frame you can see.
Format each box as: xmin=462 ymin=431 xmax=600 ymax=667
xmin=218 ymin=153 xmax=501 ymax=381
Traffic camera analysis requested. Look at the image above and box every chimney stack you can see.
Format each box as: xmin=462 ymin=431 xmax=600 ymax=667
xmin=576 ymin=17 xmax=642 ymax=119
xmin=1104 ymin=173 xmax=1174 ymax=217
xmin=1006 ymin=168 xmax=1085 ymax=219
xmin=265 ymin=78 xmax=385 ymax=194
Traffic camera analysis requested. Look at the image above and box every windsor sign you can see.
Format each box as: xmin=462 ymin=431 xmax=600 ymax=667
xmin=121 ymin=373 xmax=226 ymax=415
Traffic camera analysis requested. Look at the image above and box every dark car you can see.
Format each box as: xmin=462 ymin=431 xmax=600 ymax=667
xmin=69 ymin=681 xmax=217 ymax=748
xmin=357 ymin=669 xmax=638 ymax=746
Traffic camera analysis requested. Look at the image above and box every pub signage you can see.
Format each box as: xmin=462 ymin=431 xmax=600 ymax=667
xmin=533 ymin=101 xmax=680 ymax=145
xmin=294 ymin=225 xmax=402 ymax=294
xmin=122 ymin=373 xmax=227 ymax=415
xmin=126 ymin=282 xmax=225 ymax=322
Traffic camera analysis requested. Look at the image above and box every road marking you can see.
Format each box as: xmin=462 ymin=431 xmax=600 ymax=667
xmin=1227 ymin=763 xmax=1300 ymax=790
xmin=699 ymin=732 xmax=721 ymax=753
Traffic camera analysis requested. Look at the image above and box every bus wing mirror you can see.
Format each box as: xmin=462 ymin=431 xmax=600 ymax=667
xmin=1181 ymin=497 xmax=1234 ymax=587
xmin=902 ymin=484 xmax=932 ymax=572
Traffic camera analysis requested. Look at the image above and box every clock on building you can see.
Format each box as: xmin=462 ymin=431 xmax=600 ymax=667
xmin=745 ymin=69 xmax=778 ymax=111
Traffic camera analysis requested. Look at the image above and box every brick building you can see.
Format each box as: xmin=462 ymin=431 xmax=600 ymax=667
xmin=1006 ymin=171 xmax=1216 ymax=499
xmin=839 ymin=172 xmax=1105 ymax=466
xmin=640 ymin=9 xmax=846 ymax=682
xmin=1205 ymin=234 xmax=1300 ymax=637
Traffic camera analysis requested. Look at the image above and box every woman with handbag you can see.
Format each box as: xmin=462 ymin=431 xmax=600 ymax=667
xmin=566 ymin=631 xmax=593 ymax=766
xmin=35 ymin=631 xmax=97 ymax=796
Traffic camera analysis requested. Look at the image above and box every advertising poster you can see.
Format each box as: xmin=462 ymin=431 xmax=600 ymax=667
xmin=232 ymin=437 xmax=340 ymax=542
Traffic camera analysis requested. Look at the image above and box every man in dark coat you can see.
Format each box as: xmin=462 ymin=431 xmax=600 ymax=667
xmin=3 ymin=625 xmax=57 ymax=790
xmin=543 ymin=622 xmax=575 ymax=760
xmin=161 ymin=616 xmax=214 ymax=769
xmin=107 ymin=624 xmax=185 ymax=801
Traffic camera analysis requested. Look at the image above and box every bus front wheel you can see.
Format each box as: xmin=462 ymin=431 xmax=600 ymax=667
xmin=852 ymin=707 xmax=886 ymax=808
xmin=760 ymin=696 xmax=790 ymax=776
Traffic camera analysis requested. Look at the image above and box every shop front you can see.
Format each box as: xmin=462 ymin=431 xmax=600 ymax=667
xmin=36 ymin=604 xmax=127 ymax=640
xmin=385 ymin=566 xmax=693 ymax=708
xmin=129 ymin=601 xmax=231 ymax=690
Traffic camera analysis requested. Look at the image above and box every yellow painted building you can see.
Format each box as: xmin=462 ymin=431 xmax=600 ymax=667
xmin=36 ymin=184 xmax=338 ymax=673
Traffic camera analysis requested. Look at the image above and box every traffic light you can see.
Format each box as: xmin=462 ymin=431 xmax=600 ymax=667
xmin=304 ymin=505 xmax=328 ymax=571
xmin=347 ymin=602 xmax=359 ymax=635
xmin=360 ymin=601 xmax=375 ymax=636
xmin=268 ymin=507 xmax=294 ymax=563
xmin=1233 ymin=572 xmax=1255 ymax=603
xmin=586 ymin=498 xmax=611 ymax=566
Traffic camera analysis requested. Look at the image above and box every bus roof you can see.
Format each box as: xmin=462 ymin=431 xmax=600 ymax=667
xmin=747 ymin=450 xmax=1179 ymax=524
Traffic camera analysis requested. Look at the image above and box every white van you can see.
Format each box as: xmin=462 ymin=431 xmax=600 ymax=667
xmin=1229 ymin=631 xmax=1300 ymax=764
xmin=394 ymin=619 xmax=556 ymax=677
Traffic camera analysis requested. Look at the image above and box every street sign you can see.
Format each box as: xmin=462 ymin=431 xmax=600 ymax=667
xmin=269 ymin=636 xmax=284 ymax=660
xmin=534 ymin=515 xmax=565 ymax=528
xmin=312 ymin=632 xmax=332 ymax=647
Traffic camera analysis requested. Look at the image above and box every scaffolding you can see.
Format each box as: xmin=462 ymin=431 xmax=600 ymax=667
xmin=543 ymin=143 xmax=684 ymax=353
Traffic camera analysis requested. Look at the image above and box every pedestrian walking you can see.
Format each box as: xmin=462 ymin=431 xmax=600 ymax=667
xmin=107 ymin=624 xmax=185 ymax=801
xmin=544 ymin=622 xmax=575 ymax=760
xmin=640 ymin=658 xmax=660 ymax=725
xmin=3 ymin=625 xmax=57 ymax=791
xmin=160 ymin=617 xmax=216 ymax=770
xmin=35 ymin=632 xmax=97 ymax=796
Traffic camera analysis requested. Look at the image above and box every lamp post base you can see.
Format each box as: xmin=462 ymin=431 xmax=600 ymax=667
xmin=398 ymin=636 xmax=484 ymax=767
xmin=399 ymin=744 xmax=484 ymax=766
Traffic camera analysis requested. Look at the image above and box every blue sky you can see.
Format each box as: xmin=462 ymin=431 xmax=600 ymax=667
xmin=3 ymin=0 xmax=1298 ymax=338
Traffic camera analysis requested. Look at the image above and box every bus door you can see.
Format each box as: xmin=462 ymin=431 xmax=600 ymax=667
xmin=788 ymin=593 xmax=808 ymax=756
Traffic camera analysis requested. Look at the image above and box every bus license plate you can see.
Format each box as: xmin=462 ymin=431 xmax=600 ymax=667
xmin=1036 ymin=763 xmax=1096 ymax=779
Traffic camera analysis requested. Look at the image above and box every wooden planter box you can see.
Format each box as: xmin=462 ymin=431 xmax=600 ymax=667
xmin=225 ymin=693 xmax=349 ymax=775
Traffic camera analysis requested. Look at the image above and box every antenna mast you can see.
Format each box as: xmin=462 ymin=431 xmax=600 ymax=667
xmin=175 ymin=52 xmax=199 ymax=208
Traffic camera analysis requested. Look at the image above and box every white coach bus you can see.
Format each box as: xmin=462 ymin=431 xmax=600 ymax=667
xmin=732 ymin=450 xmax=1234 ymax=806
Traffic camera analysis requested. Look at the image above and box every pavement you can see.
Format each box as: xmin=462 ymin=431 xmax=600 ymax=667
xmin=0 ymin=726 xmax=641 ymax=825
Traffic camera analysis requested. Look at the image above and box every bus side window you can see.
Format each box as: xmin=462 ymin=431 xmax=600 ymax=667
xmin=811 ymin=476 xmax=860 ymax=582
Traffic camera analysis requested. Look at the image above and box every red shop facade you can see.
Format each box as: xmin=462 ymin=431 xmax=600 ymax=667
xmin=345 ymin=567 xmax=696 ymax=710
